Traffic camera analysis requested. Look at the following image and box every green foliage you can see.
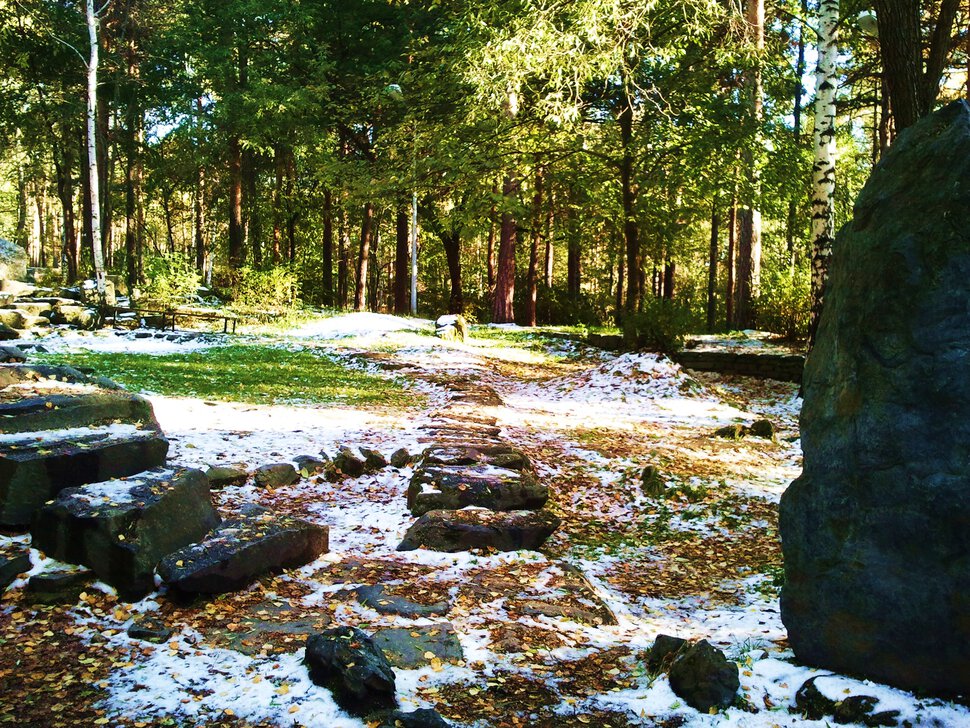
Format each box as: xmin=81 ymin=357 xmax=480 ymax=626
xmin=34 ymin=345 xmax=416 ymax=408
xmin=141 ymin=253 xmax=201 ymax=310
xmin=220 ymin=266 xmax=301 ymax=319
xmin=754 ymin=265 xmax=811 ymax=339
xmin=622 ymin=298 xmax=694 ymax=353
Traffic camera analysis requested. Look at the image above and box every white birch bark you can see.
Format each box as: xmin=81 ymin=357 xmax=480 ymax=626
xmin=808 ymin=0 xmax=839 ymax=347
xmin=86 ymin=0 xmax=107 ymax=298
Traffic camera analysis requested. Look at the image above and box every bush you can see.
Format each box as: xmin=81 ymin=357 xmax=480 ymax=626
xmin=622 ymin=298 xmax=693 ymax=353
xmin=754 ymin=267 xmax=811 ymax=340
xmin=141 ymin=253 xmax=201 ymax=309
xmin=221 ymin=266 xmax=301 ymax=319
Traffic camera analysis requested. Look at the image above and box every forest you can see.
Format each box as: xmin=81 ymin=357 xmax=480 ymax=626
xmin=0 ymin=0 xmax=967 ymax=332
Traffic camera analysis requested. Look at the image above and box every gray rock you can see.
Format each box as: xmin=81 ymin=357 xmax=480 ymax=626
xmin=406 ymin=465 xmax=548 ymax=516
xmin=0 ymin=389 xmax=162 ymax=434
xmin=390 ymin=448 xmax=412 ymax=468
xmin=748 ymin=419 xmax=775 ymax=439
xmin=127 ymin=616 xmax=173 ymax=644
xmin=158 ymin=504 xmax=328 ymax=595
xmin=0 ymin=345 xmax=26 ymax=363
xmin=333 ymin=448 xmax=366 ymax=478
xmin=795 ymin=677 xmax=899 ymax=727
xmin=294 ymin=454 xmax=330 ymax=475
xmin=780 ymin=100 xmax=970 ymax=697
xmin=49 ymin=305 xmax=98 ymax=329
xmin=0 ymin=239 xmax=28 ymax=281
xmin=205 ymin=463 xmax=249 ymax=488
xmin=304 ymin=626 xmax=397 ymax=717
xmin=667 ymin=639 xmax=739 ymax=713
xmin=25 ymin=567 xmax=93 ymax=605
xmin=422 ymin=444 xmax=531 ymax=471
xmin=372 ymin=709 xmax=452 ymax=728
xmin=30 ymin=467 xmax=220 ymax=599
xmin=359 ymin=447 xmax=387 ymax=471
xmin=645 ymin=634 xmax=688 ymax=674
xmin=0 ymin=428 xmax=169 ymax=527
xmin=397 ymin=508 xmax=560 ymax=552
xmin=356 ymin=584 xmax=450 ymax=618
xmin=0 ymin=548 xmax=31 ymax=591
xmin=372 ymin=624 xmax=463 ymax=669
xmin=434 ymin=314 xmax=468 ymax=342
xmin=253 ymin=462 xmax=298 ymax=488
xmin=0 ymin=310 xmax=24 ymax=329
xmin=0 ymin=322 xmax=20 ymax=340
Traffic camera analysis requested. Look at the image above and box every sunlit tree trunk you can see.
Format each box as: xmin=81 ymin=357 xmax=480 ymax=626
xmin=228 ymin=136 xmax=244 ymax=269
xmin=354 ymin=202 xmax=374 ymax=311
xmin=321 ymin=189 xmax=334 ymax=306
xmin=707 ymin=199 xmax=719 ymax=332
xmin=86 ymin=0 xmax=106 ymax=298
xmin=725 ymin=196 xmax=736 ymax=329
xmin=526 ymin=163 xmax=543 ymax=326
xmin=492 ymin=174 xmax=518 ymax=323
xmin=808 ymin=0 xmax=839 ymax=348
xmin=618 ymin=82 xmax=640 ymax=314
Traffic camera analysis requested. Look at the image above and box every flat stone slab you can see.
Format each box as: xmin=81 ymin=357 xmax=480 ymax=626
xmin=204 ymin=598 xmax=332 ymax=655
xmin=407 ymin=464 xmax=547 ymax=516
xmin=0 ymin=363 xmax=109 ymax=389
xmin=398 ymin=508 xmax=560 ymax=552
xmin=31 ymin=467 xmax=219 ymax=599
xmin=0 ymin=426 xmax=169 ymax=526
xmin=25 ymin=566 xmax=93 ymax=605
xmin=158 ymin=504 xmax=328 ymax=595
xmin=422 ymin=444 xmax=531 ymax=471
xmin=0 ymin=545 xmax=31 ymax=591
xmin=0 ymin=390 xmax=161 ymax=434
xmin=356 ymin=584 xmax=451 ymax=617
xmin=372 ymin=623 xmax=464 ymax=668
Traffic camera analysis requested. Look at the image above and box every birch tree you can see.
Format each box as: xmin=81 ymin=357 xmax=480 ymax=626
xmin=86 ymin=0 xmax=107 ymax=299
xmin=808 ymin=0 xmax=839 ymax=347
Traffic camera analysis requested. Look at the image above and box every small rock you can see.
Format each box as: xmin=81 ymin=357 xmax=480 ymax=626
xmin=0 ymin=345 xmax=26 ymax=363
xmin=0 ymin=548 xmax=31 ymax=591
xmin=390 ymin=448 xmax=412 ymax=468
xmin=397 ymin=508 xmax=560 ymax=553
xmin=434 ymin=314 xmax=468 ymax=342
xmin=646 ymin=634 xmax=688 ymax=674
xmin=304 ymin=626 xmax=397 ymax=717
xmin=748 ymin=419 xmax=775 ymax=439
xmin=205 ymin=463 xmax=249 ymax=488
xmin=359 ymin=447 xmax=387 ymax=471
xmin=795 ymin=677 xmax=899 ymax=727
xmin=713 ymin=423 xmax=747 ymax=440
xmin=0 ymin=322 xmax=20 ymax=340
xmin=127 ymin=616 xmax=173 ymax=644
xmin=25 ymin=568 xmax=93 ymax=605
xmin=334 ymin=448 xmax=366 ymax=478
xmin=253 ymin=463 xmax=298 ymax=488
xmin=667 ymin=639 xmax=739 ymax=713
xmin=294 ymin=455 xmax=330 ymax=476
xmin=357 ymin=584 xmax=451 ymax=618
xmin=372 ymin=708 xmax=452 ymax=728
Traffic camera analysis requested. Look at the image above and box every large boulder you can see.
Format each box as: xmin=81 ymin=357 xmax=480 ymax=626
xmin=157 ymin=504 xmax=328 ymax=595
xmin=31 ymin=467 xmax=219 ymax=599
xmin=780 ymin=100 xmax=970 ymax=696
xmin=397 ymin=508 xmax=560 ymax=552
xmin=303 ymin=626 xmax=397 ymax=717
xmin=0 ymin=239 xmax=28 ymax=282
xmin=0 ymin=426 xmax=169 ymax=527
xmin=0 ymin=390 xmax=161 ymax=434
xmin=406 ymin=464 xmax=547 ymax=516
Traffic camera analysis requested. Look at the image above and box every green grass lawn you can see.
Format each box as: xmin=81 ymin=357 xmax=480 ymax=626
xmin=35 ymin=344 xmax=417 ymax=408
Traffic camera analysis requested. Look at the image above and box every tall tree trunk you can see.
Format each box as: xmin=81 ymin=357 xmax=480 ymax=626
xmin=726 ymin=198 xmax=737 ymax=329
xmin=322 ymin=189 xmax=334 ymax=306
xmin=737 ymin=0 xmax=764 ymax=329
xmin=338 ymin=200 xmax=349 ymax=309
xmin=785 ymin=0 xmax=808 ymax=271
xmin=491 ymin=175 xmax=518 ymax=323
xmin=486 ymin=184 xmax=497 ymax=289
xmin=663 ymin=260 xmax=675 ymax=300
xmin=86 ymin=0 xmax=106 ymax=298
xmin=245 ymin=149 xmax=261 ymax=267
xmin=615 ymin=239 xmax=624 ymax=320
xmin=272 ymin=145 xmax=284 ymax=264
xmin=526 ymin=163 xmax=543 ymax=326
xmin=394 ymin=204 xmax=409 ymax=314
xmin=543 ymin=185 xmax=554 ymax=288
xmin=354 ymin=202 xmax=374 ymax=311
xmin=368 ymin=212 xmax=381 ymax=312
xmin=443 ymin=231 xmax=464 ymax=314
xmin=285 ymin=152 xmax=297 ymax=263
xmin=707 ymin=200 xmax=720 ymax=331
xmin=125 ymin=111 xmax=142 ymax=289
xmin=566 ymin=191 xmax=581 ymax=299
xmin=228 ymin=136 xmax=244 ymax=269
xmin=808 ymin=0 xmax=840 ymax=348
xmin=618 ymin=82 xmax=640 ymax=313
xmin=97 ymin=86 xmax=111 ymax=257
xmin=15 ymin=169 xmax=28 ymax=249
xmin=55 ymin=148 xmax=78 ymax=282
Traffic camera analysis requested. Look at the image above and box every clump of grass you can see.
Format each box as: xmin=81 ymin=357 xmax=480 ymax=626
xmin=35 ymin=345 xmax=419 ymax=408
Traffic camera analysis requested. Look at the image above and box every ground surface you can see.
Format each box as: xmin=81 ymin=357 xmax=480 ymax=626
xmin=1 ymin=313 xmax=968 ymax=727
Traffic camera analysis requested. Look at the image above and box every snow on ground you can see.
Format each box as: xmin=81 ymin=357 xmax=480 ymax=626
xmin=27 ymin=328 xmax=222 ymax=355
xmin=3 ymin=317 xmax=967 ymax=728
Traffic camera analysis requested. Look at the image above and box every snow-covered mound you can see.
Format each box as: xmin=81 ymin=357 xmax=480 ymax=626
xmin=288 ymin=312 xmax=429 ymax=339
xmin=546 ymin=352 xmax=704 ymax=402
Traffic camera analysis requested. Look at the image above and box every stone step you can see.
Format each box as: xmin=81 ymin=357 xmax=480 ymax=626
xmin=30 ymin=467 xmax=219 ymax=599
xmin=397 ymin=508 xmax=560 ymax=552
xmin=0 ymin=389 xmax=160 ymax=434
xmin=407 ymin=464 xmax=547 ymax=516
xmin=0 ymin=362 xmax=114 ymax=388
xmin=3 ymin=302 xmax=53 ymax=317
xmin=0 ymin=426 xmax=169 ymax=526
xmin=422 ymin=444 xmax=531 ymax=470
xmin=157 ymin=504 xmax=328 ymax=595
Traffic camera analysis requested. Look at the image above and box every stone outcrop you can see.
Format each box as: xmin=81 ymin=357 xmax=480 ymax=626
xmin=0 ymin=426 xmax=169 ymax=527
xmin=0 ymin=389 xmax=160 ymax=434
xmin=780 ymin=101 xmax=970 ymax=696
xmin=407 ymin=465 xmax=547 ymax=516
xmin=398 ymin=508 xmax=560 ymax=553
xmin=158 ymin=504 xmax=327 ymax=595
xmin=31 ymin=467 xmax=220 ymax=598
xmin=304 ymin=626 xmax=397 ymax=717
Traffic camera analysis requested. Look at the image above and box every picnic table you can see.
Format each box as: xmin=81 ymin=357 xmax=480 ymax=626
xmin=105 ymin=305 xmax=240 ymax=333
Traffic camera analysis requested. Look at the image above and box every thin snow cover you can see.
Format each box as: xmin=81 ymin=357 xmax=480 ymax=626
xmin=32 ymin=329 xmax=219 ymax=355
xmin=288 ymin=311 xmax=429 ymax=339
xmin=0 ymin=422 xmax=145 ymax=446
xmin=69 ymin=469 xmax=174 ymax=506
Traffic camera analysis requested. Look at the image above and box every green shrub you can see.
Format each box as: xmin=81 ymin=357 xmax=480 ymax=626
xmin=755 ymin=267 xmax=811 ymax=340
xmin=141 ymin=252 xmax=201 ymax=309
xmin=622 ymin=298 xmax=693 ymax=353
xmin=223 ymin=266 xmax=301 ymax=319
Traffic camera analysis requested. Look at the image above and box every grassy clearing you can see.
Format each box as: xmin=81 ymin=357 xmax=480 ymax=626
xmin=35 ymin=344 xmax=418 ymax=408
